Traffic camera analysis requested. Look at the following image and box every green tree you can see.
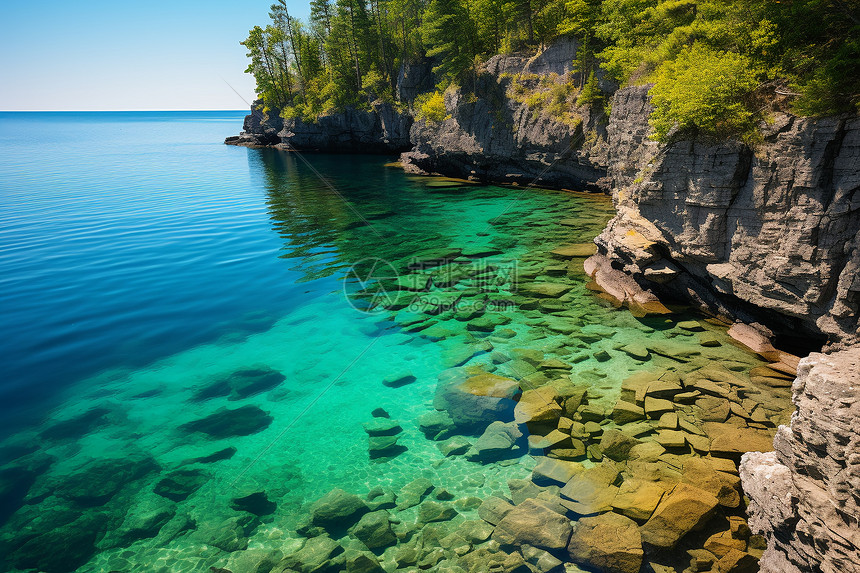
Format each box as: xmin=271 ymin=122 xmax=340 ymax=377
xmin=648 ymin=43 xmax=760 ymax=141
xmin=420 ymin=0 xmax=476 ymax=85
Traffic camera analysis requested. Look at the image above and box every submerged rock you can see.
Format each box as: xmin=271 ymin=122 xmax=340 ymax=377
xmin=8 ymin=512 xmax=103 ymax=572
xmin=639 ymin=483 xmax=719 ymax=548
xmin=231 ymin=491 xmax=276 ymax=516
xmin=179 ymin=405 xmax=273 ymax=438
xmin=192 ymin=367 xmax=285 ymax=402
xmin=57 ymin=456 xmax=160 ymax=506
xmin=154 ymin=469 xmax=209 ymax=502
xmin=185 ymin=447 xmax=237 ymax=464
xmin=396 ymin=478 xmax=434 ymax=510
xmin=279 ymin=534 xmax=345 ymax=573
xmin=381 ymin=371 xmax=417 ymax=388
xmin=418 ymin=501 xmax=458 ymax=523
xmin=434 ymin=369 xmax=520 ymax=429
xmin=477 ymin=495 xmax=515 ymax=525
xmin=39 ymin=407 xmax=112 ymax=441
xmin=466 ymin=421 xmax=525 ymax=463
xmin=418 ymin=410 xmax=456 ymax=439
xmin=310 ymin=489 xmax=369 ymax=530
xmin=348 ymin=510 xmax=396 ymax=549
xmin=610 ymin=479 xmax=665 ymax=522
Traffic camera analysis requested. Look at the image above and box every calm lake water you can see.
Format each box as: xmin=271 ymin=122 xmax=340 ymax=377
xmin=0 ymin=111 xmax=783 ymax=573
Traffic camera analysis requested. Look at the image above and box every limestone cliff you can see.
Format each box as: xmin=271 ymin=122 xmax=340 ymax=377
xmin=400 ymin=39 xmax=611 ymax=190
xmin=225 ymin=102 xmax=284 ymax=147
xmin=226 ymin=100 xmax=412 ymax=153
xmin=227 ymin=51 xmax=860 ymax=350
xmin=589 ymin=85 xmax=860 ymax=347
xmin=740 ymin=348 xmax=860 ymax=572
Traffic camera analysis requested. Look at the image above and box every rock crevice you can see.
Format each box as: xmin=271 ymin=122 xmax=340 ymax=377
xmin=590 ymin=85 xmax=860 ymax=347
xmin=740 ymin=348 xmax=860 ymax=573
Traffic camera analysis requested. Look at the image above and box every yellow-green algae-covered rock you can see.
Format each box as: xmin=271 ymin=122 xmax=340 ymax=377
xmin=433 ymin=369 xmax=520 ymax=429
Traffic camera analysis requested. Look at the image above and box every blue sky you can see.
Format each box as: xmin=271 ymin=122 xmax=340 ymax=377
xmin=0 ymin=0 xmax=310 ymax=110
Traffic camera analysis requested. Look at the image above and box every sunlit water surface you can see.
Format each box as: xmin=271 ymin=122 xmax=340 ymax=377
xmin=0 ymin=112 xmax=785 ymax=573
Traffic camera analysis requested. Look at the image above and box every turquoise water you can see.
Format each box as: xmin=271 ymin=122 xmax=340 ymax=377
xmin=0 ymin=112 xmax=787 ymax=573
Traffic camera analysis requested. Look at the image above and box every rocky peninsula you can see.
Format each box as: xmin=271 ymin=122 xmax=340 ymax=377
xmin=226 ymin=41 xmax=859 ymax=573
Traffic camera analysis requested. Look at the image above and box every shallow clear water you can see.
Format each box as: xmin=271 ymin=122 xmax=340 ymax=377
xmin=0 ymin=112 xmax=788 ymax=573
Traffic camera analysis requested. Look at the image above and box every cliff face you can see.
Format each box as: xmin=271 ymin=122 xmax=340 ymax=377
xmin=400 ymin=39 xmax=611 ymax=190
xmin=225 ymin=102 xmax=284 ymax=147
xmin=226 ymin=100 xmax=412 ymax=153
xmin=277 ymin=102 xmax=412 ymax=153
xmin=740 ymin=348 xmax=860 ymax=572
xmin=591 ymin=85 xmax=860 ymax=347
xmin=227 ymin=52 xmax=860 ymax=348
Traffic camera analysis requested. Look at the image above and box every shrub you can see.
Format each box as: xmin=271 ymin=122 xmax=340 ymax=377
xmin=415 ymin=91 xmax=449 ymax=123
xmin=577 ymin=72 xmax=602 ymax=107
xmin=648 ymin=43 xmax=760 ymax=141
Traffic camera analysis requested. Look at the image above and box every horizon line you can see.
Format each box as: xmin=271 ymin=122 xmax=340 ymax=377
xmin=0 ymin=108 xmax=250 ymax=113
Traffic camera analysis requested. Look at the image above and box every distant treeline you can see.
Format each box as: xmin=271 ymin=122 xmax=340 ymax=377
xmin=243 ymin=0 xmax=859 ymax=139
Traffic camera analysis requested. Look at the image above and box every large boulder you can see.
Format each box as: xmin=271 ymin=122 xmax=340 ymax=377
xmin=567 ymin=511 xmax=644 ymax=573
xmin=610 ymin=479 xmax=665 ymax=522
xmin=681 ymin=457 xmax=741 ymax=508
xmin=477 ymin=495 xmax=515 ymax=525
xmin=559 ymin=462 xmax=620 ymax=515
xmin=466 ymin=421 xmax=525 ymax=463
xmin=599 ymin=429 xmax=642 ymax=462
xmin=639 ymin=483 xmax=719 ymax=548
xmin=492 ymin=498 xmax=573 ymax=551
xmin=310 ymin=489 xmax=369 ymax=530
xmin=514 ymin=387 xmax=562 ymax=425
xmin=703 ymin=422 xmax=775 ymax=457
xmin=348 ymin=510 xmax=396 ymax=549
xmin=434 ymin=369 xmax=520 ymax=429
xmin=279 ymin=534 xmax=345 ymax=573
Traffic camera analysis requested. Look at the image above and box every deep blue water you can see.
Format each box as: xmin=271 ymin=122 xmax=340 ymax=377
xmin=0 ymin=111 xmax=348 ymax=432
xmin=0 ymin=111 xmax=782 ymax=573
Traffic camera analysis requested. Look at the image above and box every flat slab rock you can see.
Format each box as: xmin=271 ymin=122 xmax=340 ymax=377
xmin=568 ymin=511 xmax=643 ymax=573
xmin=491 ymin=498 xmax=572 ymax=551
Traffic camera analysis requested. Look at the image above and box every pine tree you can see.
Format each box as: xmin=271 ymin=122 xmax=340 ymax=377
xmin=420 ymin=0 xmax=474 ymax=84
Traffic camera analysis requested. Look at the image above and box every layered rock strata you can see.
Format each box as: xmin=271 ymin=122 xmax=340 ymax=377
xmin=588 ymin=85 xmax=860 ymax=347
xmin=400 ymin=40 xmax=611 ymax=190
xmin=740 ymin=348 xmax=860 ymax=573
xmin=227 ymin=101 xmax=412 ymax=153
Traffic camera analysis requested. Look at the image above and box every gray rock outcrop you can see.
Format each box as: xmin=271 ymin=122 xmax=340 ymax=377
xmin=400 ymin=39 xmax=610 ymax=190
xmin=225 ymin=101 xmax=284 ymax=147
xmin=278 ymin=102 xmax=412 ymax=153
xmin=590 ymin=85 xmax=860 ymax=346
xmin=740 ymin=348 xmax=860 ymax=573
xmin=227 ymin=101 xmax=412 ymax=153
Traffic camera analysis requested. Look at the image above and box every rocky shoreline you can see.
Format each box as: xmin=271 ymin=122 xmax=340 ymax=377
xmin=250 ymin=215 xmax=798 ymax=573
xmin=740 ymin=348 xmax=860 ymax=573
xmin=227 ymin=40 xmax=859 ymax=573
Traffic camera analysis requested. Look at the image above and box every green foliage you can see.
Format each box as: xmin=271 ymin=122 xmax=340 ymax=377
xmin=241 ymin=0 xmax=859 ymax=126
xmin=420 ymin=0 xmax=476 ymax=85
xmin=506 ymin=73 xmax=581 ymax=126
xmin=576 ymin=71 xmax=601 ymax=106
xmin=415 ymin=91 xmax=449 ymax=122
xmin=648 ymin=43 xmax=760 ymax=141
